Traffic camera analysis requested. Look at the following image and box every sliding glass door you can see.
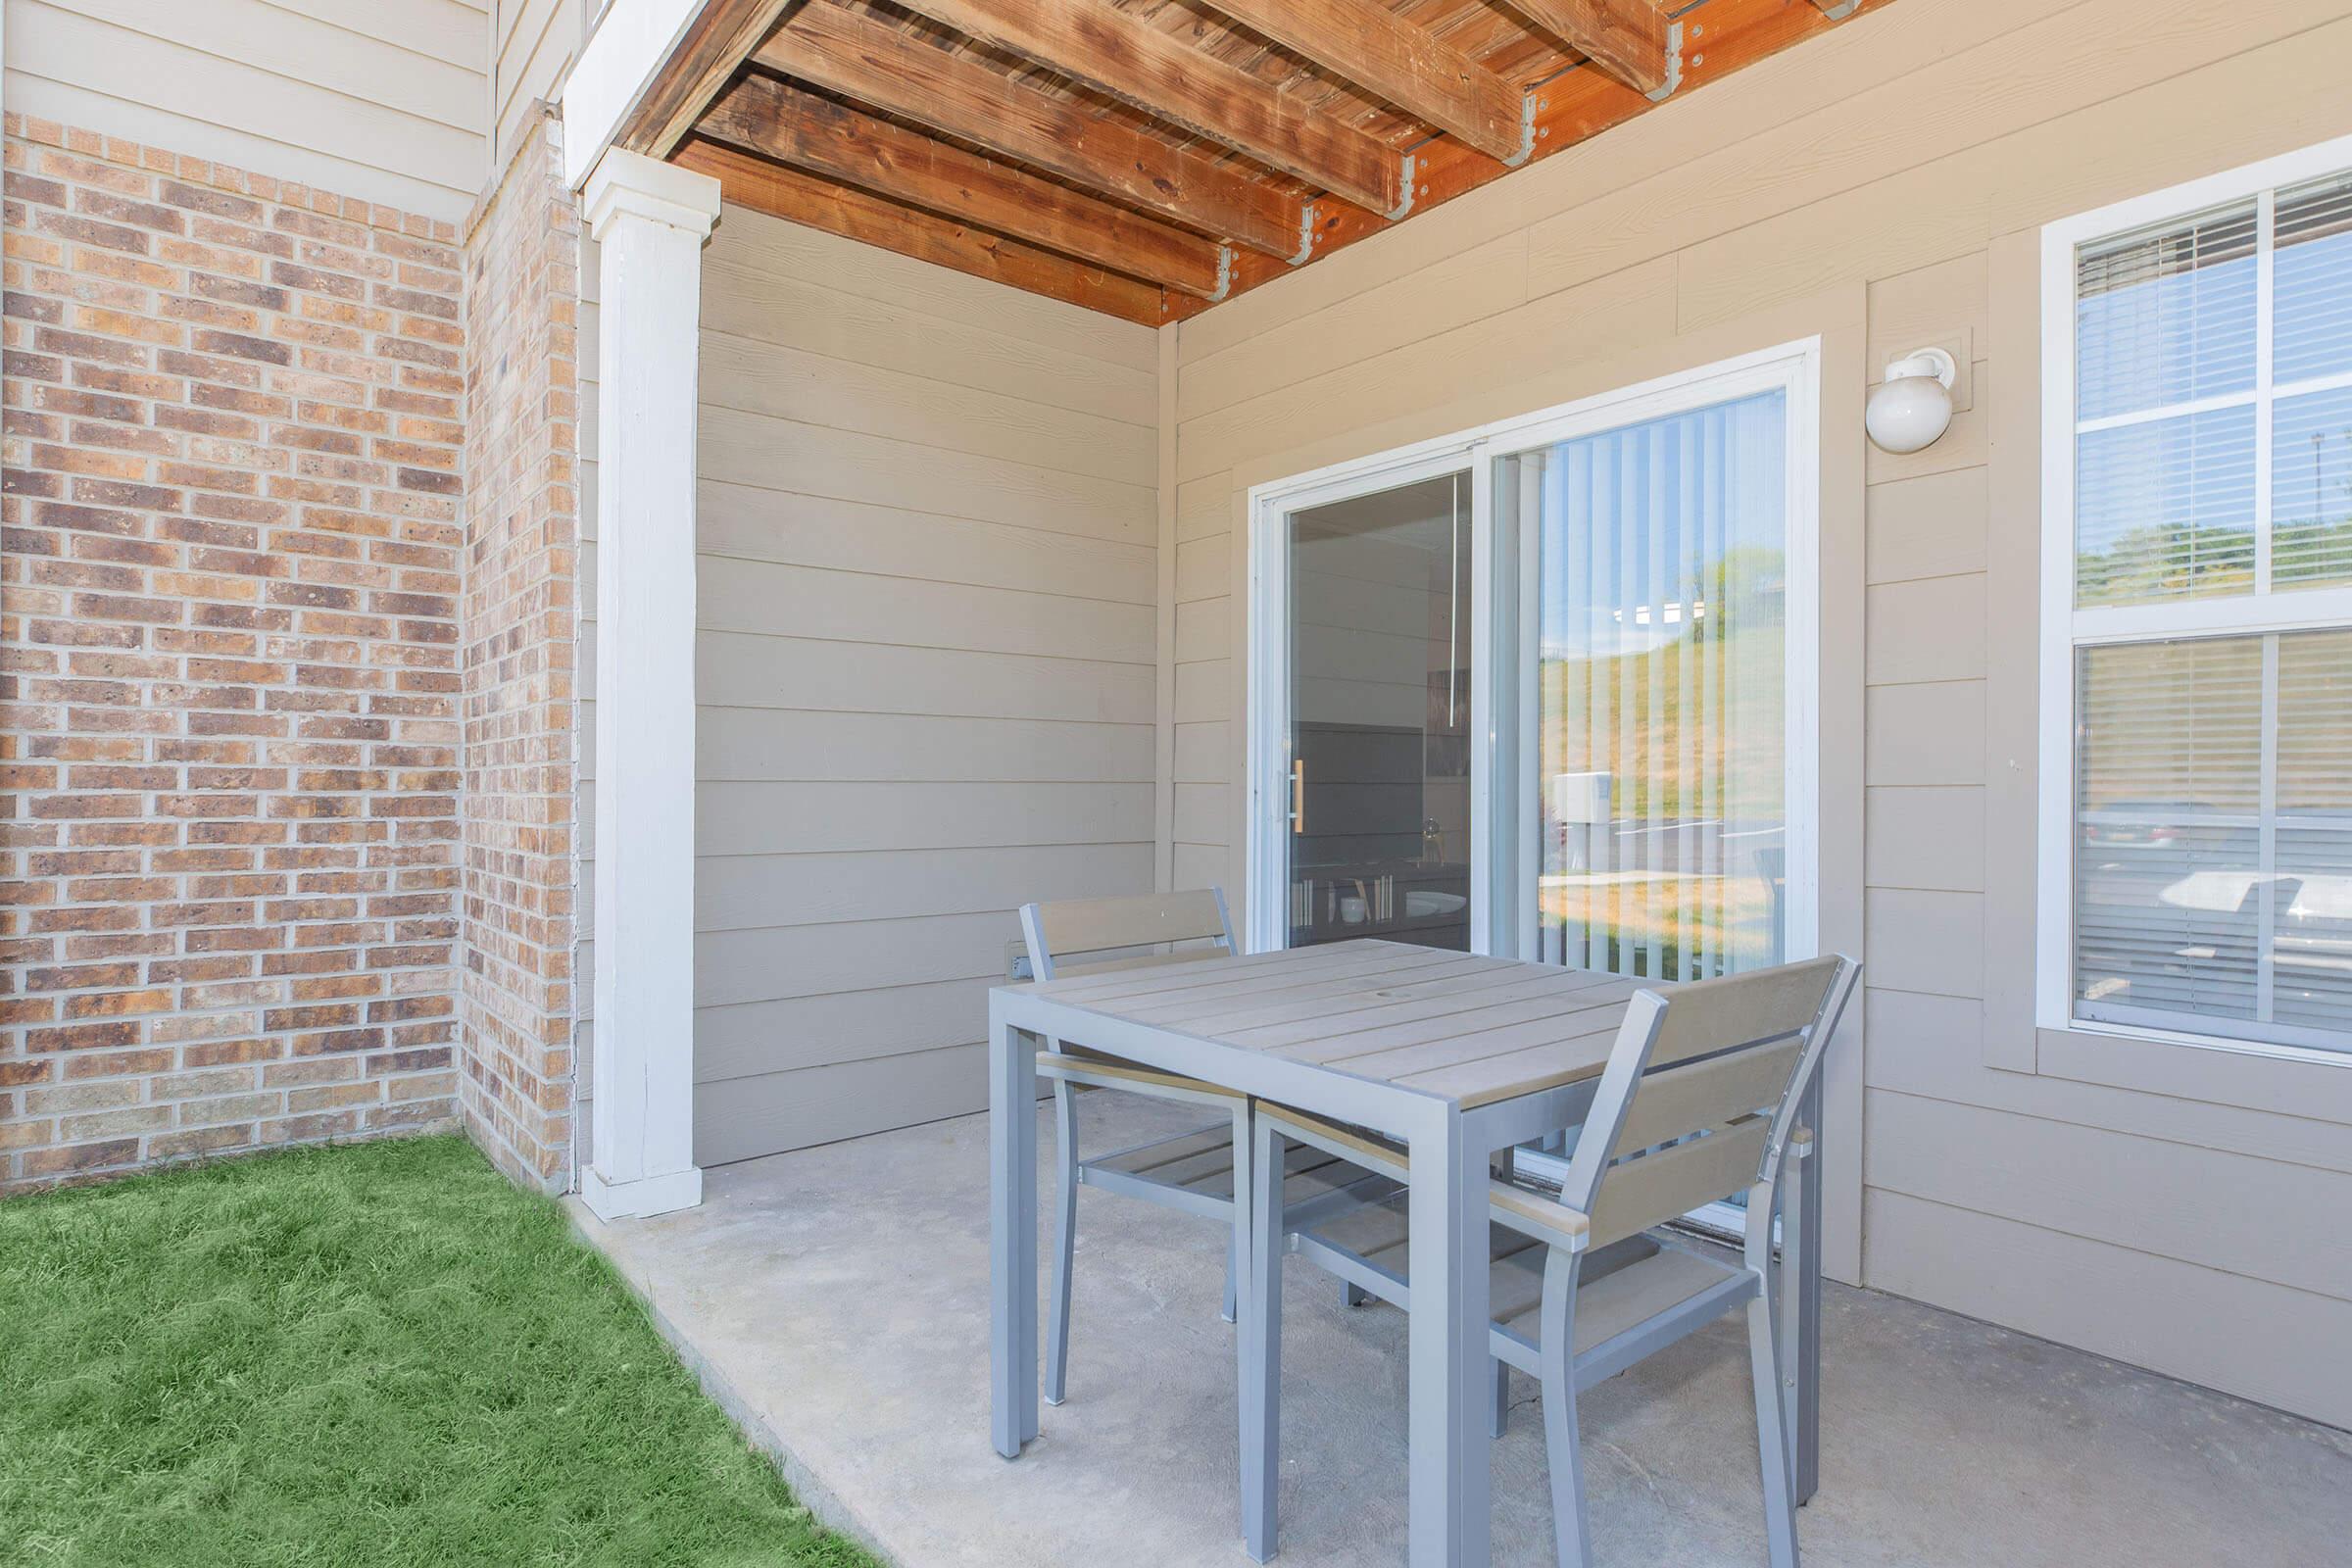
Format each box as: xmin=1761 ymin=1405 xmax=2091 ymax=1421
xmin=1250 ymin=342 xmax=1818 ymax=985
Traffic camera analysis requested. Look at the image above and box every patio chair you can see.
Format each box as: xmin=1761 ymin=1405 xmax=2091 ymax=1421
xmin=1020 ymin=889 xmax=1251 ymax=1406
xmin=1242 ymin=954 xmax=1859 ymax=1568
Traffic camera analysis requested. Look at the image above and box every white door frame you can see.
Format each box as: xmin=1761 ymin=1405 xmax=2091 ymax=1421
xmin=1246 ymin=338 xmax=1824 ymax=975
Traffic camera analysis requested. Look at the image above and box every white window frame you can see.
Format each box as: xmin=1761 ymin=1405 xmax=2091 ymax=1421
xmin=1244 ymin=338 xmax=1822 ymax=977
xmin=2036 ymin=131 xmax=2352 ymax=1064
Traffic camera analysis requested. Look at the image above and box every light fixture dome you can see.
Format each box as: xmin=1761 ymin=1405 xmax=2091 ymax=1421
xmin=1864 ymin=348 xmax=1957 ymax=454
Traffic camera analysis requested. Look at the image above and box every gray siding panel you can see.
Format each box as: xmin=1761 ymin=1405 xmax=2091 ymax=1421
xmin=582 ymin=201 xmax=1158 ymax=1166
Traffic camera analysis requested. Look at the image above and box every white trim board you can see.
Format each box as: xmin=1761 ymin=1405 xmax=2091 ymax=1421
xmin=557 ymin=0 xmax=704 ymax=188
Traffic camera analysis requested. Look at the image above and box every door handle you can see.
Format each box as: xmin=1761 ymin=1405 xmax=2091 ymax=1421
xmin=1290 ymin=760 xmax=1305 ymax=833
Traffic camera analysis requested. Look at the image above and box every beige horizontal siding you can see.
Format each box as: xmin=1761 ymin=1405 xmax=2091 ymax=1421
xmin=491 ymin=0 xmax=589 ymax=169
xmin=576 ymin=201 xmax=1159 ymax=1169
xmin=5 ymin=0 xmax=488 ymax=219
xmin=1166 ymin=0 xmax=2352 ymax=1427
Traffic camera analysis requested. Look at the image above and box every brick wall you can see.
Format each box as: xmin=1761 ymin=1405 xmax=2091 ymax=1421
xmin=1 ymin=116 xmax=467 ymax=1190
xmin=457 ymin=108 xmax=580 ymax=1191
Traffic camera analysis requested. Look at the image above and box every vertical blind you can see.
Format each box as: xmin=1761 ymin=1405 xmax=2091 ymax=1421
xmin=1507 ymin=389 xmax=1788 ymax=983
xmin=2067 ymin=163 xmax=2352 ymax=1052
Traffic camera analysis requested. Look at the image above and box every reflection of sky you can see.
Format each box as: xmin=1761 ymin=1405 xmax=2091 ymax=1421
xmin=1534 ymin=389 xmax=1787 ymax=658
xmin=2075 ymin=230 xmax=2254 ymax=421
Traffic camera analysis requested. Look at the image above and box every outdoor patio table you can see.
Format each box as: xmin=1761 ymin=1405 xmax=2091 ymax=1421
xmin=988 ymin=938 xmax=1824 ymax=1567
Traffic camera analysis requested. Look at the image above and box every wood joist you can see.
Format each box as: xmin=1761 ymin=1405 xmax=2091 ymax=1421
xmin=664 ymin=0 xmax=1886 ymax=322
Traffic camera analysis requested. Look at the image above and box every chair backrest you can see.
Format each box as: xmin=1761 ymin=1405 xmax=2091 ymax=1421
xmin=1018 ymin=889 xmax=1236 ymax=982
xmin=1559 ymin=954 xmax=1859 ymax=1252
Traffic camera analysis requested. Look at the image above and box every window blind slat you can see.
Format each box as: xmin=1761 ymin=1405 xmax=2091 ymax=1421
xmin=2076 ymin=199 xmax=2257 ymax=422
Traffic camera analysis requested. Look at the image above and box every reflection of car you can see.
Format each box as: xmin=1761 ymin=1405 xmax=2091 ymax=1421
xmin=2081 ymin=819 xmax=2178 ymax=847
xmin=2079 ymin=801 xmax=2226 ymax=851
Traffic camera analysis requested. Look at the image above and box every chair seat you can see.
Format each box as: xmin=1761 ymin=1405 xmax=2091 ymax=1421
xmin=1500 ymin=1243 xmax=1743 ymax=1358
xmin=1263 ymin=1102 xmax=1757 ymax=1380
xmin=1288 ymin=1180 xmax=1748 ymax=1376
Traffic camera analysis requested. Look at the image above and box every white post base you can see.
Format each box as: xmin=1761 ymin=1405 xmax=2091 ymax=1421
xmin=580 ymin=1164 xmax=705 ymax=1222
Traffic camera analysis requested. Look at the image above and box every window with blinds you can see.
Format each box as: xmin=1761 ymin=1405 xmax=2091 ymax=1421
xmin=2050 ymin=149 xmax=2352 ymax=1054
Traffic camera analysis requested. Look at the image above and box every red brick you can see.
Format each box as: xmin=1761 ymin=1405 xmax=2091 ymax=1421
xmin=5 ymin=114 xmax=475 ymax=1192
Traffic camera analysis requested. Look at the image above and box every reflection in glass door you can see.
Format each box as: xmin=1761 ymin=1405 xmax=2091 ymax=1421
xmin=1283 ymin=472 xmax=1474 ymax=952
xmin=1498 ymin=389 xmax=1794 ymax=982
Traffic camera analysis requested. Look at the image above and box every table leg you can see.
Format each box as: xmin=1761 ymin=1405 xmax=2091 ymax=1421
xmin=989 ymin=999 xmax=1039 ymax=1457
xmin=1405 ymin=1102 xmax=1492 ymax=1567
xmin=1241 ymin=1112 xmax=1284 ymax=1562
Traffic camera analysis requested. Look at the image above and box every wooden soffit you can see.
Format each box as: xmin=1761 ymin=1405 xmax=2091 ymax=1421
xmin=633 ymin=0 xmax=1892 ymax=325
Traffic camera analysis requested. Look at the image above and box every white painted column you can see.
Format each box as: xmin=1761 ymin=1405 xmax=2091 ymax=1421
xmin=580 ymin=148 xmax=721 ymax=1221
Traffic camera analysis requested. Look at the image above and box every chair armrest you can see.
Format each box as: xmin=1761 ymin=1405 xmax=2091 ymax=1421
xmin=1488 ymin=1180 xmax=1590 ymax=1252
xmin=1256 ymin=1104 xmax=1408 ymax=1180
xmin=1035 ymin=1048 xmax=1243 ymax=1100
xmin=1269 ymin=1102 xmax=1592 ymax=1250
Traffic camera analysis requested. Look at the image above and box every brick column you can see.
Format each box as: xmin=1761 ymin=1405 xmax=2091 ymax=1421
xmin=457 ymin=108 xmax=581 ymax=1191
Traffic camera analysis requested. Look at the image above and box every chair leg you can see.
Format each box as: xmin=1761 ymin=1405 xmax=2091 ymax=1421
xmin=1223 ymin=1102 xmax=1250 ymax=1325
xmin=1539 ymin=1250 xmax=1592 ymax=1568
xmin=1780 ymin=1141 xmax=1812 ymax=1502
xmin=1343 ymin=1280 xmax=1368 ymax=1308
xmin=1491 ymin=1358 xmax=1509 ymax=1440
xmin=1748 ymin=1289 xmax=1800 ymax=1568
xmin=1045 ymin=1075 xmax=1078 ymax=1407
xmin=1241 ymin=1114 xmax=1286 ymax=1563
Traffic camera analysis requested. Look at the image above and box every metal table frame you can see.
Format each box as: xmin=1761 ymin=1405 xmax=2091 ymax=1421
xmin=988 ymin=952 xmax=1821 ymax=1567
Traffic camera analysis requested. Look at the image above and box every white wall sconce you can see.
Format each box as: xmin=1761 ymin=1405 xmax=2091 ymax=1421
xmin=1864 ymin=347 xmax=1958 ymax=454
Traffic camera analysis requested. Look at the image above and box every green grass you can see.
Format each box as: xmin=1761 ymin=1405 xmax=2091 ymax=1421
xmin=0 ymin=1135 xmax=879 ymax=1568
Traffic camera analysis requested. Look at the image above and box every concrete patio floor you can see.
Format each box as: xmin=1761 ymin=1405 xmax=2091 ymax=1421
xmin=574 ymin=1094 xmax=2352 ymax=1567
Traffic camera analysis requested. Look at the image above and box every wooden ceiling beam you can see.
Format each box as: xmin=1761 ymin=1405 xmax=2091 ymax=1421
xmin=757 ymin=1 xmax=1303 ymax=259
xmin=676 ymin=139 xmax=1169 ymax=324
xmin=700 ymin=73 xmax=1229 ymax=297
xmin=617 ymin=0 xmax=806 ymax=160
xmin=885 ymin=0 xmax=1401 ymax=215
xmin=1202 ymin=0 xmax=1528 ymax=163
xmin=1174 ymin=0 xmax=1880 ymax=321
xmin=1507 ymin=0 xmax=1681 ymax=101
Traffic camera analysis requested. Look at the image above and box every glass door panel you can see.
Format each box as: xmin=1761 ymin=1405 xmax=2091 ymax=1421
xmin=1284 ymin=472 xmax=1475 ymax=951
xmin=1495 ymin=380 xmax=1804 ymax=1229
xmin=1498 ymin=388 xmax=1793 ymax=983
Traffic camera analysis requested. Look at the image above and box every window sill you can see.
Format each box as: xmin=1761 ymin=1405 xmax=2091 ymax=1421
xmin=2031 ymin=1021 xmax=2352 ymax=1126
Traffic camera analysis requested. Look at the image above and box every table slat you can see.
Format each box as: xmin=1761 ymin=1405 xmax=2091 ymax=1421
xmin=1023 ymin=939 xmax=1651 ymax=1107
xmin=1250 ymin=973 xmax=1630 ymax=1059
xmin=1118 ymin=950 xmax=1484 ymax=1025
